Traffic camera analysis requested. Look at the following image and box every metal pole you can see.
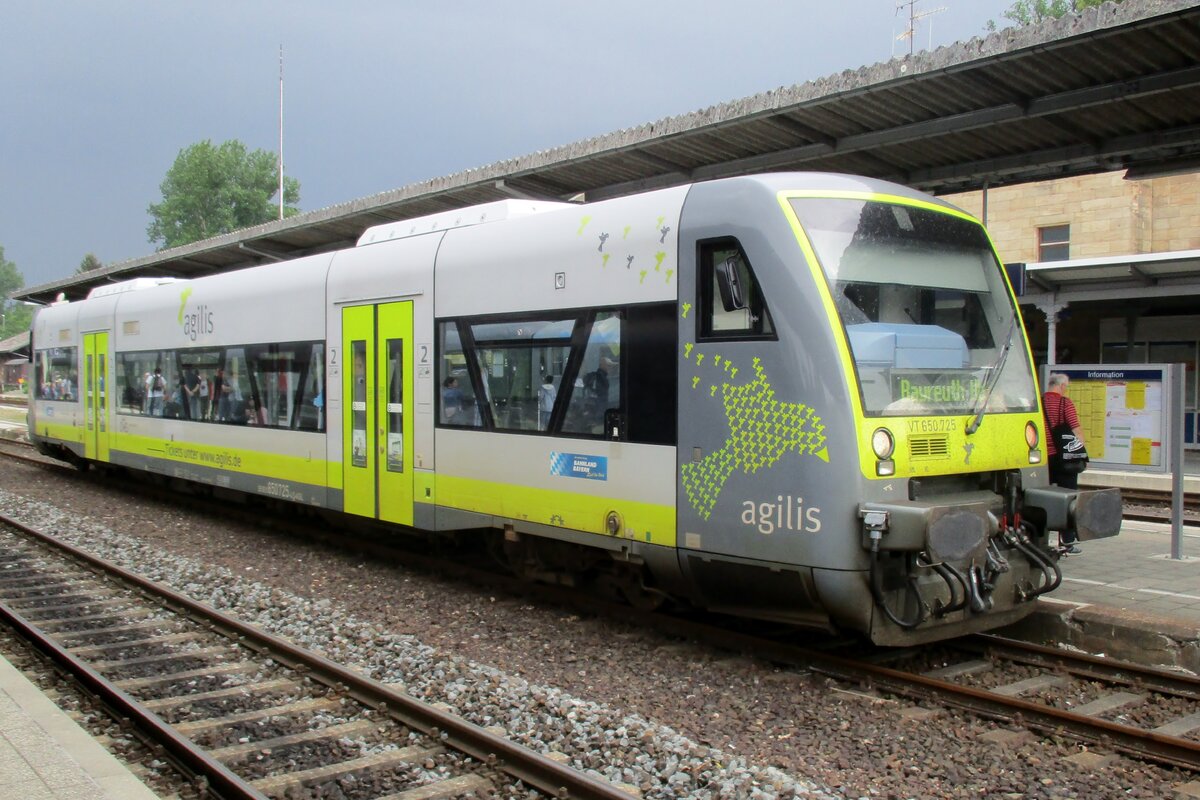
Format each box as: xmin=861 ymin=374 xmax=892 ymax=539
xmin=279 ymin=44 xmax=284 ymax=221
xmin=1171 ymin=363 xmax=1185 ymax=559
xmin=1045 ymin=308 xmax=1057 ymax=367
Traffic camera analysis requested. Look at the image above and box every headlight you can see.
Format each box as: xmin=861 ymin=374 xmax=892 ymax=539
xmin=1025 ymin=420 xmax=1039 ymax=448
xmin=871 ymin=427 xmax=895 ymax=460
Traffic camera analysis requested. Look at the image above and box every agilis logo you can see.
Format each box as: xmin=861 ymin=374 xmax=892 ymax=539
xmin=178 ymin=287 xmax=215 ymax=341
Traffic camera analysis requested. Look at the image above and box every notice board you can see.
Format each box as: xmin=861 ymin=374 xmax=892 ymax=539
xmin=1044 ymin=365 xmax=1177 ymax=472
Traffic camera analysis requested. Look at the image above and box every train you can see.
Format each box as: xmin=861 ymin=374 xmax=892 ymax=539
xmin=28 ymin=172 xmax=1122 ymax=646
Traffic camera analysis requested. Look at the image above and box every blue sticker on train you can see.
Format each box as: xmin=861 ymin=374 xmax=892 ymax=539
xmin=550 ymin=451 xmax=608 ymax=481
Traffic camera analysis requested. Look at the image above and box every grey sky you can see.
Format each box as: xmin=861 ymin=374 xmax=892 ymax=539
xmin=2 ymin=1 xmax=1016 ymax=289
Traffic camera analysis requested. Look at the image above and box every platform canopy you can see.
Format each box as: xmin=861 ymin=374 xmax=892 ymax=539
xmin=17 ymin=0 xmax=1200 ymax=305
xmin=1022 ymin=249 xmax=1200 ymax=307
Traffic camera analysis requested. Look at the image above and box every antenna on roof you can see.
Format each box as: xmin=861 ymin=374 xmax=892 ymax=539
xmin=894 ymin=0 xmax=947 ymax=57
xmin=278 ymin=43 xmax=285 ymax=221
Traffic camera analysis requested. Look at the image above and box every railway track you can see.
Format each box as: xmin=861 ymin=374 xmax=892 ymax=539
xmin=636 ymin=614 xmax=1200 ymax=772
xmin=845 ymin=635 xmax=1200 ymax=770
xmin=1119 ymin=486 xmax=1200 ymax=526
xmin=4 ymin=441 xmax=1200 ymax=777
xmin=0 ymin=513 xmax=635 ymax=800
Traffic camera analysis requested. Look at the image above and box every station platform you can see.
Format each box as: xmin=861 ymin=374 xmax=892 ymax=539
xmin=0 ymin=654 xmax=158 ymax=800
xmin=999 ymin=451 xmax=1200 ymax=668
xmin=1005 ymin=513 xmax=1200 ymax=671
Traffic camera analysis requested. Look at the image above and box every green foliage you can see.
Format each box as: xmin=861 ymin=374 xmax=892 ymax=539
xmin=146 ymin=139 xmax=301 ymax=250
xmin=988 ymin=0 xmax=1119 ymax=30
xmin=2 ymin=304 xmax=33 ymax=341
xmin=0 ymin=246 xmax=32 ymax=340
xmin=76 ymin=253 xmax=103 ymax=275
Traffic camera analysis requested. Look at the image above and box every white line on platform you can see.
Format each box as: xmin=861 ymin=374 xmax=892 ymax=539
xmin=1063 ymin=577 xmax=1200 ymax=602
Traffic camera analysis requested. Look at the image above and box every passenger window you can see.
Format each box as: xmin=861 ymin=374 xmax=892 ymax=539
xmin=221 ymin=348 xmax=248 ymax=423
xmin=300 ymin=345 xmax=325 ymax=432
xmin=436 ymin=303 xmax=675 ymax=444
xmin=561 ymin=312 xmax=622 ymax=436
xmin=438 ymin=323 xmax=482 ymax=428
xmin=471 ymin=319 xmax=573 ymax=433
xmin=117 ymin=351 xmax=161 ymax=414
xmin=244 ymin=342 xmax=324 ymax=429
xmin=177 ymin=350 xmax=221 ymax=423
xmin=699 ymin=240 xmax=775 ymax=340
xmin=34 ymin=347 xmax=79 ymax=402
xmin=438 ymin=318 xmax=574 ymax=432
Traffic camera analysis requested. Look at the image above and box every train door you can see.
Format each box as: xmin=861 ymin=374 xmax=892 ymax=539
xmin=341 ymin=302 xmax=414 ymax=526
xmin=83 ymin=332 xmax=110 ymax=462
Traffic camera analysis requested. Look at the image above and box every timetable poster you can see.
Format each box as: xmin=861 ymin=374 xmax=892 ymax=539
xmin=1059 ymin=368 xmax=1164 ymax=468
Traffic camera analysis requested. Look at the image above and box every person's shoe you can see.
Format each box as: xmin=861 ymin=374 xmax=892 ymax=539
xmin=1064 ymin=545 xmax=1081 ymax=555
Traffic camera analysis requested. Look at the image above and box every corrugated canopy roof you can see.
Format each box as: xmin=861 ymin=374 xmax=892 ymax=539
xmin=16 ymin=0 xmax=1200 ymax=305
xmin=0 ymin=331 xmax=31 ymax=358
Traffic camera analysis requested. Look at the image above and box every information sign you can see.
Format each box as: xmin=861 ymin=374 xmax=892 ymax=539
xmin=1043 ymin=365 xmax=1178 ymax=474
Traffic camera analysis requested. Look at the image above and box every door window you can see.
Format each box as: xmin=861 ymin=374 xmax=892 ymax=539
xmin=351 ymin=340 xmax=368 ymax=468
xmin=97 ymin=350 xmax=107 ymax=431
xmin=385 ymin=339 xmax=404 ymax=472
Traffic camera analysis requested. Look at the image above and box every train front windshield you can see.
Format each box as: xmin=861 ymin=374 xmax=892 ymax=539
xmin=790 ymin=197 xmax=1038 ymax=417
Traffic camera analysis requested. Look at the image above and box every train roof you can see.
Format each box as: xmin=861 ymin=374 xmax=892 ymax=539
xmin=86 ymin=277 xmax=180 ymax=300
xmin=733 ymin=172 xmax=966 ymax=212
xmin=356 ymin=199 xmax=571 ymax=247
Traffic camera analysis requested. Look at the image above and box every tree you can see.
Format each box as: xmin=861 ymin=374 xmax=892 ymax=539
xmin=76 ymin=253 xmax=103 ymax=275
xmin=146 ymin=139 xmax=300 ymax=250
xmin=0 ymin=246 xmax=32 ymax=341
xmin=989 ymin=0 xmax=1120 ymax=29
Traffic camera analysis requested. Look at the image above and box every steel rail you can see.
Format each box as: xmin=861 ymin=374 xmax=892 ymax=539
xmin=971 ymin=633 xmax=1200 ymax=699
xmin=0 ymin=597 xmax=270 ymax=800
xmin=573 ymin=606 xmax=1200 ymax=771
xmin=802 ymin=646 xmax=1200 ymax=770
xmin=0 ymin=512 xmax=634 ymax=800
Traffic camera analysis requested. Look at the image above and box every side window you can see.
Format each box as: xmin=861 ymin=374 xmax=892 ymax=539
xmin=117 ymin=351 xmax=162 ymax=414
xmin=178 ymin=351 xmax=221 ymax=423
xmin=245 ymin=342 xmax=322 ymax=429
xmin=437 ymin=318 xmax=574 ymax=432
xmin=34 ymin=347 xmax=78 ymax=402
xmin=699 ymin=239 xmax=775 ymax=340
xmin=435 ymin=304 xmax=675 ymax=444
xmin=438 ymin=322 xmax=482 ymax=428
xmin=300 ymin=344 xmax=325 ymax=432
xmin=470 ymin=318 xmax=574 ymax=433
xmin=116 ymin=343 xmax=323 ymax=430
xmin=218 ymin=348 xmax=248 ymax=422
xmin=561 ymin=312 xmax=622 ymax=436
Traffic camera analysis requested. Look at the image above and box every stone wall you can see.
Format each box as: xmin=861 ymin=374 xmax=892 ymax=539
xmin=944 ymin=172 xmax=1200 ymax=264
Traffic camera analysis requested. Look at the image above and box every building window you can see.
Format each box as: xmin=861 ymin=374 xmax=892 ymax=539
xmin=1038 ymin=224 xmax=1070 ymax=262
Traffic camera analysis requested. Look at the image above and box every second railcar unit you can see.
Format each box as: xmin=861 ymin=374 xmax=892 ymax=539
xmin=29 ymin=172 xmax=1121 ymax=646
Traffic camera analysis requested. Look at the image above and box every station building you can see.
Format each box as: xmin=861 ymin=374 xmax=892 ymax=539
xmin=946 ymin=170 xmax=1200 ymax=448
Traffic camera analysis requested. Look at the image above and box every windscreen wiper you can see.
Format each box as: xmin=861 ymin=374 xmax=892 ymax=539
xmin=965 ymin=314 xmax=1018 ymax=436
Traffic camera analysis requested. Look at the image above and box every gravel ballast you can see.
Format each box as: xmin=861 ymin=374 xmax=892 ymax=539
xmin=0 ymin=459 xmax=1189 ymax=799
